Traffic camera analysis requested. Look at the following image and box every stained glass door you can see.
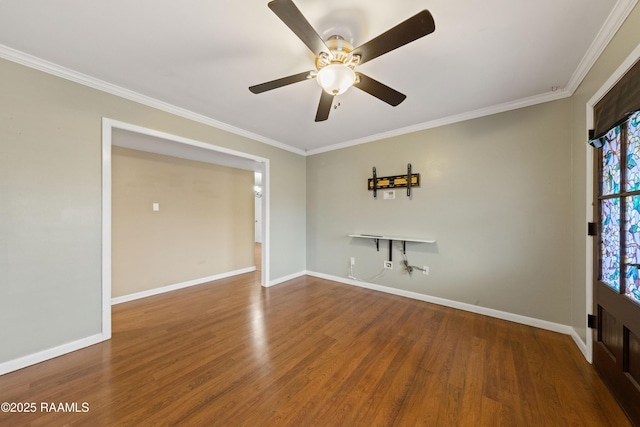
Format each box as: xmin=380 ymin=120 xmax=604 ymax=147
xmin=594 ymin=112 xmax=640 ymax=425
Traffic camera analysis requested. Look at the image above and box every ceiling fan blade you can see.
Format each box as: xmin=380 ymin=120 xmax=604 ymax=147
xmin=249 ymin=71 xmax=313 ymax=94
xmin=354 ymin=73 xmax=406 ymax=106
xmin=268 ymin=0 xmax=331 ymax=57
xmin=352 ymin=10 xmax=435 ymax=65
xmin=315 ymin=90 xmax=333 ymax=122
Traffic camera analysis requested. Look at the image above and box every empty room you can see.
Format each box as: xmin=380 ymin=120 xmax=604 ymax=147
xmin=1 ymin=0 xmax=640 ymax=425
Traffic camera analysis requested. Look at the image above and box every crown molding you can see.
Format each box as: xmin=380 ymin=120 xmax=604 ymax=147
xmin=305 ymin=89 xmax=571 ymax=155
xmin=565 ymin=0 xmax=638 ymax=94
xmin=0 ymin=42 xmax=573 ymax=157
xmin=0 ymin=44 xmax=306 ymax=156
xmin=1 ymin=0 xmax=636 ymax=159
xmin=306 ymin=0 xmax=638 ymax=156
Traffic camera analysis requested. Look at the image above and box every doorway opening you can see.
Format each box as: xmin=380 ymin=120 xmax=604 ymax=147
xmin=254 ymin=171 xmax=263 ymax=272
xmin=101 ymin=118 xmax=270 ymax=339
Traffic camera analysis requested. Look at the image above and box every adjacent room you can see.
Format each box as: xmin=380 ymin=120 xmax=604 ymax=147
xmin=1 ymin=0 xmax=640 ymax=425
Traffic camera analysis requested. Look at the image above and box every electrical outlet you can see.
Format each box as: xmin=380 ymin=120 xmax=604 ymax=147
xmin=384 ymin=261 xmax=393 ymax=269
xmin=422 ymin=266 xmax=429 ymax=275
xmin=350 ymin=257 xmax=355 ymax=266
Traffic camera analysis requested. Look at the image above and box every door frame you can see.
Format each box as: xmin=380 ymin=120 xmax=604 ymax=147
xmin=586 ymin=42 xmax=640 ymax=363
xmin=101 ymin=118 xmax=270 ymax=339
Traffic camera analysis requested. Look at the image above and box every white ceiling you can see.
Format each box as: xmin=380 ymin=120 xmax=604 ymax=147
xmin=0 ymin=0 xmax=633 ymax=154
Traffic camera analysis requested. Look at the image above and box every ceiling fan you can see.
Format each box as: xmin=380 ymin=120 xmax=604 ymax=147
xmin=249 ymin=0 xmax=436 ymax=122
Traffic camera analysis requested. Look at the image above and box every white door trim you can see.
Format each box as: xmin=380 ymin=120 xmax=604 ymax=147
xmin=585 ymin=41 xmax=640 ymax=363
xmin=101 ymin=118 xmax=271 ymax=339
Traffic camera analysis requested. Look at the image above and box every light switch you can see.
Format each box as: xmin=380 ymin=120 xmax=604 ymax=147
xmin=152 ymin=203 xmax=160 ymax=211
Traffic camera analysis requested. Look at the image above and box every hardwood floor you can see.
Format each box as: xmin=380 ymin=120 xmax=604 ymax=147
xmin=0 ymin=273 xmax=632 ymax=426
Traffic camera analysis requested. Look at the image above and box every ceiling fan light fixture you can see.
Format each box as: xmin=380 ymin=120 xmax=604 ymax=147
xmin=316 ymin=63 xmax=356 ymax=95
xmin=250 ymin=1 xmax=436 ymax=121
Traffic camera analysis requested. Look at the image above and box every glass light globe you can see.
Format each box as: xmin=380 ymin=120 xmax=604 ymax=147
xmin=316 ymin=64 xmax=356 ymax=95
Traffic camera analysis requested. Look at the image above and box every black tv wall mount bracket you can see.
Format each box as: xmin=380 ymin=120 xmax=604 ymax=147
xmin=368 ymin=164 xmax=420 ymax=199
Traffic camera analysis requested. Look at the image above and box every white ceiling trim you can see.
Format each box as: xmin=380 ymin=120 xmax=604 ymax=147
xmin=565 ymin=0 xmax=638 ymax=94
xmin=0 ymin=0 xmax=635 ymax=158
xmin=305 ymin=89 xmax=572 ymax=155
xmin=0 ymin=43 xmax=306 ymax=156
xmin=308 ymin=0 xmax=638 ymax=156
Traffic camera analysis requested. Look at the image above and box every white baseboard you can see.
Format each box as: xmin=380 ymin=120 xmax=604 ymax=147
xmin=1 ymin=269 xmax=586 ymax=377
xmin=570 ymin=328 xmax=589 ymax=361
xmin=306 ymin=271 xmax=574 ymax=336
xmin=267 ymin=270 xmax=306 ymax=287
xmin=112 ymin=266 xmax=256 ymax=305
xmin=1 ymin=267 xmax=257 ymax=376
xmin=0 ymin=333 xmax=107 ymax=376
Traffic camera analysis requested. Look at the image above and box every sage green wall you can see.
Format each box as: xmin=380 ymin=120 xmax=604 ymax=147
xmin=307 ymin=99 xmax=573 ymax=324
xmin=0 ymin=58 xmax=306 ymax=363
xmin=569 ymin=5 xmax=640 ymax=342
xmin=2 ymin=2 xmax=638 ymax=368
xmin=308 ymin=3 xmax=640 ymax=331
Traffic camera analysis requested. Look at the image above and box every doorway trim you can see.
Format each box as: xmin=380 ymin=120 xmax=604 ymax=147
xmin=585 ymin=41 xmax=640 ymax=363
xmin=101 ymin=118 xmax=270 ymax=338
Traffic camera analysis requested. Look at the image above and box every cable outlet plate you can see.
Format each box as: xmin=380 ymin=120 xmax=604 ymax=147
xmin=422 ymin=266 xmax=429 ymax=275
xmin=383 ymin=190 xmax=395 ymax=200
xmin=384 ymin=261 xmax=393 ymax=269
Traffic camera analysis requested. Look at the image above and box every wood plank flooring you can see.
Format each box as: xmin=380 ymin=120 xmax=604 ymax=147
xmin=0 ymin=273 xmax=632 ymax=426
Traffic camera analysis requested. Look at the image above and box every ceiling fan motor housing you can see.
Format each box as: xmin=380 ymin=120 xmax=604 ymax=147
xmin=316 ymin=35 xmax=360 ymax=70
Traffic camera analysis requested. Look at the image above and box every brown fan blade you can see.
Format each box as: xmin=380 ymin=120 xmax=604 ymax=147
xmin=353 ymin=73 xmax=406 ymax=106
xmin=268 ymin=0 xmax=331 ymax=57
xmin=352 ymin=10 xmax=435 ymax=65
xmin=249 ymin=71 xmax=314 ymax=94
xmin=315 ymin=90 xmax=334 ymax=122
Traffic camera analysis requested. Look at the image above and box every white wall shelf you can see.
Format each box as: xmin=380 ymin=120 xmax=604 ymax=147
xmin=348 ymin=234 xmax=436 ymax=244
xmin=348 ymin=234 xmax=436 ymax=261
